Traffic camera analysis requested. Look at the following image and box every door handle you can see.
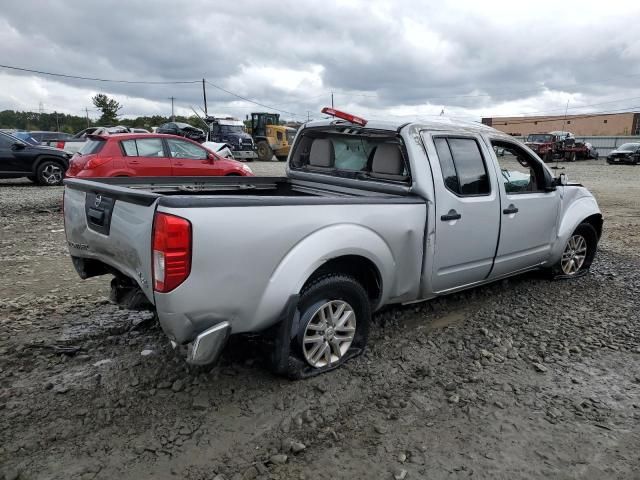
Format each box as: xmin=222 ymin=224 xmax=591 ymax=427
xmin=503 ymin=204 xmax=519 ymax=215
xmin=440 ymin=209 xmax=462 ymax=221
xmin=129 ymin=160 xmax=140 ymax=164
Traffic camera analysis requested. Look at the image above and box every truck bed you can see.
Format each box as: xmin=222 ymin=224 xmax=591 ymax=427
xmin=64 ymin=175 xmax=426 ymax=342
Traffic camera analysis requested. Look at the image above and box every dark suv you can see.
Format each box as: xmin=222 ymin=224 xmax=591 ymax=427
xmin=0 ymin=131 xmax=71 ymax=185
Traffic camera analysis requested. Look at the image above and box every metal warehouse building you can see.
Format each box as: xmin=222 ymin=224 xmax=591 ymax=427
xmin=482 ymin=112 xmax=640 ymax=137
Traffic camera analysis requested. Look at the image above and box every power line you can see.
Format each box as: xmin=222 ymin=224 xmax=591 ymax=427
xmin=0 ymin=63 xmax=200 ymax=85
xmin=204 ymin=80 xmax=300 ymax=116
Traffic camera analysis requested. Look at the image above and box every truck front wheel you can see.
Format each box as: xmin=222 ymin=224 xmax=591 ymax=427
xmin=293 ymin=274 xmax=370 ymax=376
xmin=256 ymin=141 xmax=273 ymax=161
xmin=550 ymin=223 xmax=597 ymax=278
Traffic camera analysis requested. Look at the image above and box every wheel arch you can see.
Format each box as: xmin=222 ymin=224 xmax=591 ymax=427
xmin=552 ymin=196 xmax=602 ymax=263
xmin=254 ymin=224 xmax=396 ymax=330
xmin=32 ymin=155 xmax=68 ymax=174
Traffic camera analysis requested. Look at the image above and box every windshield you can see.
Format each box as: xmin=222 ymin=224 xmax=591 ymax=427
xmin=527 ymin=134 xmax=553 ymax=143
xmin=617 ymin=143 xmax=640 ymax=152
xmin=220 ymin=125 xmax=244 ymax=133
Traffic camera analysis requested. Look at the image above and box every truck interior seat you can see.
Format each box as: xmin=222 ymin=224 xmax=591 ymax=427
xmin=369 ymin=143 xmax=408 ymax=181
xmin=309 ymin=138 xmax=335 ymax=169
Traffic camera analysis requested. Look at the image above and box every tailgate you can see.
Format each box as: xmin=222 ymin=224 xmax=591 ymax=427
xmin=64 ymin=179 xmax=161 ymax=303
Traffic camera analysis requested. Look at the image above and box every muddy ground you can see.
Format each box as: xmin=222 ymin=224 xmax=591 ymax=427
xmin=1 ymin=159 xmax=639 ymax=480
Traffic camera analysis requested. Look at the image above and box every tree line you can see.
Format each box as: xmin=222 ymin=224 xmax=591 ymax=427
xmin=0 ymin=94 xmax=204 ymax=134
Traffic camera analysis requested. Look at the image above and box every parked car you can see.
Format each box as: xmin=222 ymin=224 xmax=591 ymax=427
xmin=46 ymin=126 xmax=142 ymax=154
xmin=63 ymin=108 xmax=602 ymax=378
xmin=65 ymin=133 xmax=253 ymax=179
xmin=606 ymin=143 xmax=640 ymax=165
xmin=11 ymin=131 xmax=40 ymax=145
xmin=156 ymin=122 xmax=206 ymax=142
xmin=0 ymin=131 xmax=71 ymax=185
xmin=29 ymin=131 xmax=74 ymax=144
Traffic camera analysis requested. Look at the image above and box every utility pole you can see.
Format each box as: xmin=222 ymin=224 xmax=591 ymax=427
xmin=85 ymin=107 xmax=90 ymax=127
xmin=54 ymin=111 xmax=60 ymax=131
xmin=331 ymin=92 xmax=334 ymax=109
xmin=307 ymin=111 xmax=311 ymax=122
xmin=169 ymin=97 xmax=175 ymax=121
xmin=202 ymin=79 xmax=208 ymax=117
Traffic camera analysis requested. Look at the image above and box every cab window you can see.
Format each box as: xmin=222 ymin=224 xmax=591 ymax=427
xmin=491 ymin=140 xmax=548 ymax=194
xmin=433 ymin=137 xmax=491 ymax=196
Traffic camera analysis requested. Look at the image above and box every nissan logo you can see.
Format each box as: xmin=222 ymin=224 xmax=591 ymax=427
xmin=94 ymin=194 xmax=102 ymax=208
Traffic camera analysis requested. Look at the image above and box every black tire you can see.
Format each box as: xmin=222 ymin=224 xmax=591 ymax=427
xmin=544 ymin=151 xmax=553 ymax=163
xmin=276 ymin=155 xmax=288 ymax=162
xmin=36 ymin=160 xmax=65 ymax=186
xmin=291 ymin=274 xmax=370 ymax=377
xmin=568 ymin=152 xmax=577 ymax=162
xmin=550 ymin=223 xmax=598 ymax=279
xmin=256 ymin=141 xmax=273 ymax=161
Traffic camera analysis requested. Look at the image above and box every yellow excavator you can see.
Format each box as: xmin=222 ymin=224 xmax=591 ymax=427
xmin=247 ymin=112 xmax=296 ymax=161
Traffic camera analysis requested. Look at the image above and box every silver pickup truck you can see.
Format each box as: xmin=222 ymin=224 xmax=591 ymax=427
xmin=63 ymin=109 xmax=603 ymax=378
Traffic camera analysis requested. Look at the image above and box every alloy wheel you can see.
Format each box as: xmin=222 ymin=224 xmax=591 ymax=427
xmin=41 ymin=164 xmax=63 ymax=185
xmin=561 ymin=234 xmax=587 ymax=275
xmin=302 ymin=300 xmax=356 ymax=368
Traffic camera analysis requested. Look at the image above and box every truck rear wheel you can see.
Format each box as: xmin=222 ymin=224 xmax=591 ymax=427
xmin=291 ymin=274 xmax=370 ymax=377
xmin=256 ymin=141 xmax=273 ymax=161
xmin=544 ymin=151 xmax=553 ymax=163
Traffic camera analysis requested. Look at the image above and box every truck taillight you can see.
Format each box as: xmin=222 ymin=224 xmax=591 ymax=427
xmin=56 ymin=141 xmax=65 ymax=149
xmin=152 ymin=212 xmax=192 ymax=293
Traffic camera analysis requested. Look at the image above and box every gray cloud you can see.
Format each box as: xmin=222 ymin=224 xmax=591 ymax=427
xmin=0 ymin=0 xmax=639 ymax=122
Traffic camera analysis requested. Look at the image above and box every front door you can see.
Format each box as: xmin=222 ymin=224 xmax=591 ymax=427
xmin=121 ymin=138 xmax=172 ymax=176
xmin=0 ymin=135 xmax=27 ymax=174
xmin=166 ymin=138 xmax=223 ymax=176
xmin=488 ymin=138 xmax=560 ymax=277
xmin=424 ymin=133 xmax=501 ymax=292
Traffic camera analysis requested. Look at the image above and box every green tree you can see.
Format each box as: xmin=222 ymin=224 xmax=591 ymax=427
xmin=92 ymin=93 xmax=122 ymax=125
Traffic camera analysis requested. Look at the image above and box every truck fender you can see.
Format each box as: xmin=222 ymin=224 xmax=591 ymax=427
xmin=254 ymin=224 xmax=396 ymax=330
xmin=551 ymin=194 xmax=602 ymax=263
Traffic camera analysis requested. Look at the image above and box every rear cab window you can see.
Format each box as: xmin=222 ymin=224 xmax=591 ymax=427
xmin=289 ymin=127 xmax=410 ymax=183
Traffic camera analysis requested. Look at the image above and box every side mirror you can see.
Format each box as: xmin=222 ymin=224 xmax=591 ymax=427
xmin=12 ymin=142 xmax=25 ymax=150
xmin=558 ymin=173 xmax=568 ymax=186
xmin=207 ymin=152 xmax=216 ymax=162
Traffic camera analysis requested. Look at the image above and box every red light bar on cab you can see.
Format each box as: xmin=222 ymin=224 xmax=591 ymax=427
xmin=321 ymin=107 xmax=368 ymax=126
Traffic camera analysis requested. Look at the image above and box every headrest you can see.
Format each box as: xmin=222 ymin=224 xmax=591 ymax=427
xmin=309 ymin=138 xmax=335 ymax=167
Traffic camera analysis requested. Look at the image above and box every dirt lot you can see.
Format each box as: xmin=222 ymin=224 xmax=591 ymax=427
xmin=1 ymin=160 xmax=639 ymax=480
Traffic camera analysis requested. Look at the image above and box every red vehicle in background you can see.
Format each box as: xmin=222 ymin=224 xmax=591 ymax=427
xmin=66 ymin=133 xmax=254 ymax=179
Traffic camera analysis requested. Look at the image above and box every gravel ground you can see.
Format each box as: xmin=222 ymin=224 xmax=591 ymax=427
xmin=1 ymin=159 xmax=639 ymax=480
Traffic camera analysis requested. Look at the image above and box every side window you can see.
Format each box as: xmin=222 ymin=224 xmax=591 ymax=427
xmin=121 ymin=140 xmax=138 ymax=156
xmin=434 ymin=137 xmax=490 ymax=196
xmin=136 ymin=139 xmax=164 ymax=157
xmin=492 ymin=141 xmax=545 ymax=194
xmin=121 ymin=138 xmax=165 ymax=157
xmin=0 ymin=135 xmax=14 ymax=148
xmin=167 ymin=139 xmax=207 ymax=160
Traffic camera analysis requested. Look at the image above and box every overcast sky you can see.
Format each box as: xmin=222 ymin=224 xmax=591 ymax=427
xmin=1 ymin=0 xmax=639 ymax=124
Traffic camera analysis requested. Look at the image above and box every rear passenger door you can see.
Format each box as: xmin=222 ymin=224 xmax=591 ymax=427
xmin=120 ymin=138 xmax=172 ymax=177
xmin=425 ymin=133 xmax=501 ymax=292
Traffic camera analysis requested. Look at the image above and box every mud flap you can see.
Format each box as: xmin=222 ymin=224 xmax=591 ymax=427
xmin=270 ymin=295 xmax=364 ymax=380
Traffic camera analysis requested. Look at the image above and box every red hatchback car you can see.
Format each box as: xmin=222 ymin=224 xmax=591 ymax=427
xmin=66 ymin=133 xmax=253 ymax=178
